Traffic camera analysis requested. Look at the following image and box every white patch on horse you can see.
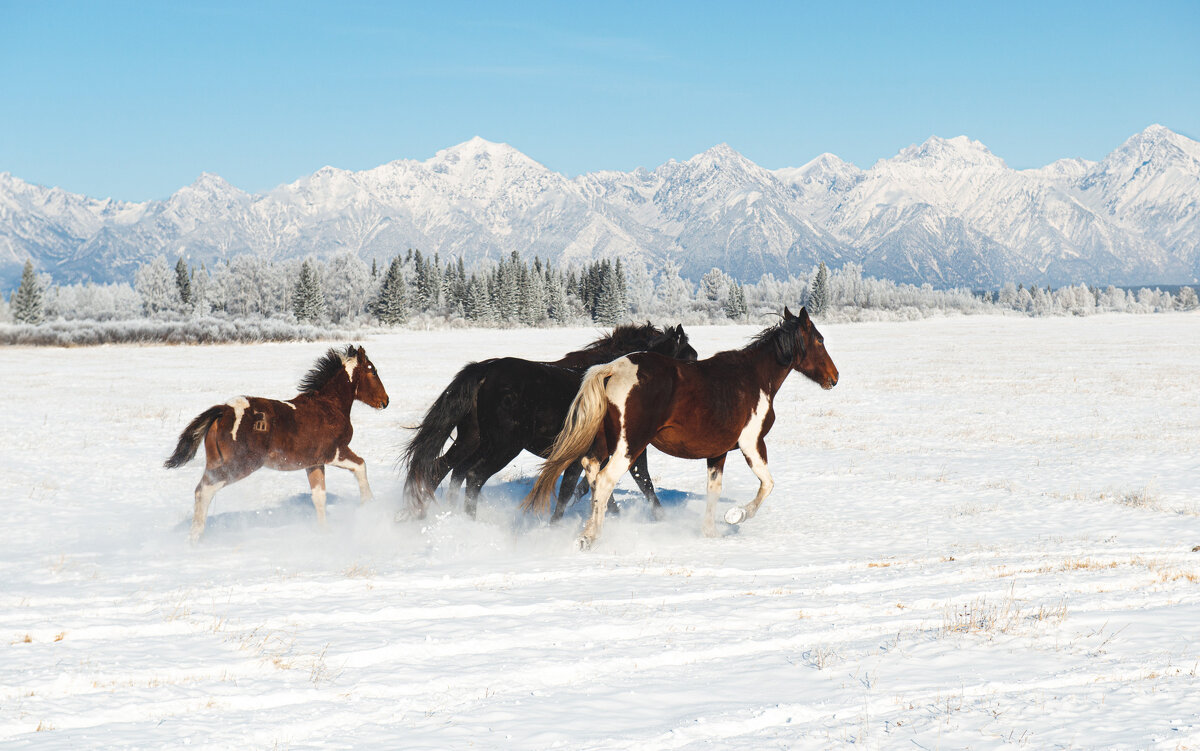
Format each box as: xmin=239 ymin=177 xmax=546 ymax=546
xmin=227 ymin=397 xmax=250 ymax=440
xmin=605 ymin=358 xmax=640 ymax=466
xmin=283 ymin=400 xmax=297 ymax=410
xmin=734 ymin=391 xmax=772 ymax=467
xmin=343 ymin=356 xmax=357 ymax=382
xmin=735 ymin=390 xmax=775 ymax=519
xmin=737 ymin=391 xmax=770 ymax=454
xmin=576 ymin=357 xmax=641 ymax=549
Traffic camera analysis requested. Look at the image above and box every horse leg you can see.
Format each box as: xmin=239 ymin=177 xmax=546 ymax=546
xmin=729 ymin=437 xmax=773 ymax=524
xmin=331 ymin=446 xmax=372 ymax=503
xmin=578 ymin=424 xmax=639 ymax=550
xmin=463 ymin=445 xmax=521 ymax=519
xmin=446 ymin=466 xmax=467 ymax=506
xmin=191 ymin=471 xmax=227 ymax=543
xmin=702 ymin=454 xmax=727 ymax=537
xmin=443 ymin=443 xmax=485 ymax=511
xmin=551 ymin=460 xmax=585 ymax=523
xmin=191 ymin=426 xmax=259 ymax=542
xmin=578 ymin=454 xmax=636 ymax=550
xmin=436 ymin=433 xmax=477 ymax=502
xmin=306 ymin=465 xmax=328 ymax=527
xmin=627 ymin=450 xmax=662 ymax=520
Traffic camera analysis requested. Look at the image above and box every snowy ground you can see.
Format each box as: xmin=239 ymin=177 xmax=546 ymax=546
xmin=2 ymin=313 xmax=1199 ymax=750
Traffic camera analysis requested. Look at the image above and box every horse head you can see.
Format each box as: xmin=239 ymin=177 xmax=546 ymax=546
xmin=781 ymin=307 xmax=838 ymax=390
xmin=348 ymin=345 xmax=390 ymax=409
xmin=666 ymin=324 xmax=698 ymax=361
xmin=647 ymin=324 xmax=698 ymax=361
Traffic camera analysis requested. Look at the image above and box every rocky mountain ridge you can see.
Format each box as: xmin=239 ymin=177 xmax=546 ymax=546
xmin=2 ymin=126 xmax=1197 ymax=291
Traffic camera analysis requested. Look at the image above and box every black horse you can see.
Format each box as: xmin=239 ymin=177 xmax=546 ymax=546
xmin=403 ymin=323 xmax=697 ymax=519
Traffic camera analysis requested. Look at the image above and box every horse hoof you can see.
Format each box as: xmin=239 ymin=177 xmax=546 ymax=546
xmin=575 ymin=536 xmax=593 ymax=552
xmin=724 ymin=507 xmax=746 ymax=525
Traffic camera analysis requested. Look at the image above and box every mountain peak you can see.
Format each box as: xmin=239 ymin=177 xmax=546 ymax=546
xmin=689 ymin=143 xmax=748 ymax=163
xmin=799 ymin=152 xmax=861 ymax=176
xmin=433 ymin=136 xmax=522 ymax=162
xmin=1112 ymin=124 xmax=1200 ymax=167
xmin=189 ymin=172 xmax=236 ymax=191
xmin=892 ymin=135 xmax=1006 ymax=169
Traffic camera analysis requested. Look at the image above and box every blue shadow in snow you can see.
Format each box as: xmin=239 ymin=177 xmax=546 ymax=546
xmin=173 ymin=491 xmax=349 ymax=538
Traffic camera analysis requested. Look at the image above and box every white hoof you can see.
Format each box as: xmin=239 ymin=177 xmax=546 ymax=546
xmin=724 ymin=507 xmax=746 ymax=525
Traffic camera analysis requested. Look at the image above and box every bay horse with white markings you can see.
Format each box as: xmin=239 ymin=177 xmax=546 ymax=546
xmin=403 ymin=323 xmax=697 ymax=520
xmin=524 ymin=307 xmax=838 ymax=550
xmin=165 ymin=345 xmax=390 ymax=541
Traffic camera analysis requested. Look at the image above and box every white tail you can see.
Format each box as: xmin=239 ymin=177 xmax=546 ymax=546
xmin=522 ymin=359 xmax=622 ymax=513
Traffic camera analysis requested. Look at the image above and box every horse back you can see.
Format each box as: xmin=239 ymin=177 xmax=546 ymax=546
xmin=205 ymin=395 xmax=349 ymax=471
xmin=628 ymin=352 xmax=764 ymax=459
xmin=477 ymin=358 xmax=585 ymax=456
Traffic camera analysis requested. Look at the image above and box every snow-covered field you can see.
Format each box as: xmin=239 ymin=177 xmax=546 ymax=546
xmin=2 ymin=314 xmax=1199 ymax=749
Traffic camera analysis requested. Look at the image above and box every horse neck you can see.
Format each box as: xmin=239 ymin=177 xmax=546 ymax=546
xmin=308 ymin=373 xmax=357 ymax=413
xmin=742 ymin=340 xmax=794 ymax=398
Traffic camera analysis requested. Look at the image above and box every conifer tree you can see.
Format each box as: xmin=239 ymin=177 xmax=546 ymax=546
xmin=443 ymin=256 xmax=468 ymax=314
xmin=11 ymin=260 xmax=44 ymax=324
xmin=464 ymin=274 xmax=492 ymax=322
xmin=701 ymin=267 xmax=730 ymax=301
xmin=724 ymin=281 xmax=748 ymax=320
xmin=135 ymin=255 xmax=178 ymax=317
xmin=614 ymin=259 xmax=628 ymax=316
xmin=493 ymin=251 xmax=522 ymax=322
xmin=371 ymin=256 xmax=408 ymax=325
xmin=518 ymin=261 xmax=547 ymax=324
xmin=592 ymin=259 xmax=628 ymax=325
xmin=190 ymin=263 xmax=211 ymax=315
xmin=545 ymin=264 xmax=569 ymax=322
xmin=292 ymin=259 xmax=326 ymax=324
xmin=809 ymin=262 xmax=830 ymax=317
xmin=174 ymin=256 xmax=192 ymax=307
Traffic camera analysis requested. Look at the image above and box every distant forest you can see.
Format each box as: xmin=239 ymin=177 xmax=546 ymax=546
xmin=2 ymin=251 xmax=1196 ymax=345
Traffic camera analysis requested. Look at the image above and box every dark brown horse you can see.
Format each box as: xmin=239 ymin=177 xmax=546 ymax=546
xmin=165 ymin=345 xmax=390 ymax=541
xmin=402 ymin=323 xmax=695 ymax=519
xmin=525 ymin=307 xmax=838 ymax=550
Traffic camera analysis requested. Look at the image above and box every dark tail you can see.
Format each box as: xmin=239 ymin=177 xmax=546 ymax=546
xmin=164 ymin=406 xmax=224 ymax=469
xmin=402 ymin=360 xmax=492 ymax=511
xmin=523 ymin=360 xmax=619 ymax=515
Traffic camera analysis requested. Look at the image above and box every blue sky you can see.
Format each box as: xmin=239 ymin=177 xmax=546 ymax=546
xmin=2 ymin=1 xmax=1197 ymax=201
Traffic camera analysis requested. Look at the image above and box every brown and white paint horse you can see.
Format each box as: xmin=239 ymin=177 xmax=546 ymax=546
xmin=165 ymin=345 xmax=389 ymax=541
xmin=524 ymin=307 xmax=838 ymax=550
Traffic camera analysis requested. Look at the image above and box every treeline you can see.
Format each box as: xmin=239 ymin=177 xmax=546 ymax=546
xmin=3 ymin=253 xmax=1197 ymax=344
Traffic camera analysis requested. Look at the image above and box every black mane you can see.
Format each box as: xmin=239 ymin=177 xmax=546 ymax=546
xmin=578 ymin=322 xmax=665 ymax=354
xmin=298 ymin=345 xmax=356 ymax=394
xmin=748 ymin=316 xmax=803 ymax=366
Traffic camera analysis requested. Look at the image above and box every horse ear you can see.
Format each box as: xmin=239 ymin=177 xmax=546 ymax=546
xmin=783 ymin=306 xmax=795 ymax=320
xmin=674 ymin=325 xmax=685 ymax=341
xmin=797 ymin=307 xmax=810 ymax=325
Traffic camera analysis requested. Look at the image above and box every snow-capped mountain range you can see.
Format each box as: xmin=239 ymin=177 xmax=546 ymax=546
xmin=2 ymin=125 xmax=1198 ymax=292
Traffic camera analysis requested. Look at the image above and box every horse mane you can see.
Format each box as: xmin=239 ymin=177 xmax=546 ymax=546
xmin=577 ymin=322 xmax=665 ymax=353
xmin=298 ymin=345 xmax=356 ymax=394
xmin=747 ymin=315 xmax=803 ymax=366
